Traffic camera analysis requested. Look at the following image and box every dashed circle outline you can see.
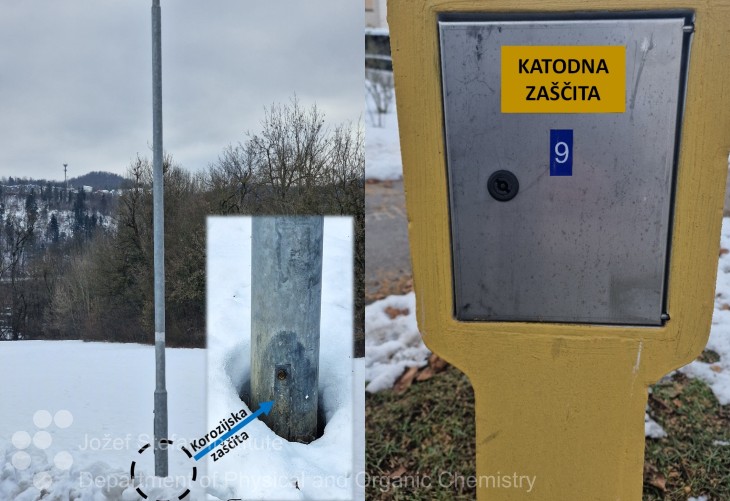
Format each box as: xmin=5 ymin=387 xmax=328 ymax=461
xmin=130 ymin=440 xmax=197 ymax=500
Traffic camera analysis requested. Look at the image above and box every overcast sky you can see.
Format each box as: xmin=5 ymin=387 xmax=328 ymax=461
xmin=0 ymin=1 xmax=363 ymax=181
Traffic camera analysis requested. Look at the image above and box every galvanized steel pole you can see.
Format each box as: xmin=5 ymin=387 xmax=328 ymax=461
xmin=250 ymin=216 xmax=323 ymax=443
xmin=151 ymin=0 xmax=168 ymax=477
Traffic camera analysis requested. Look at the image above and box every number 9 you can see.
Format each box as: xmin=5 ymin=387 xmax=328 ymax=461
xmin=554 ymin=141 xmax=569 ymax=164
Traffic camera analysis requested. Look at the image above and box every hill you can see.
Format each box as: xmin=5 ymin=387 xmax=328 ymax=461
xmin=67 ymin=171 xmax=125 ymax=190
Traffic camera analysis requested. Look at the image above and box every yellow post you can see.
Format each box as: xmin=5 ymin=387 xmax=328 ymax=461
xmin=388 ymin=1 xmax=730 ymax=499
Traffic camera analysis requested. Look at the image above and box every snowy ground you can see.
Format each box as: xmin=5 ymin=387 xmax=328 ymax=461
xmin=206 ymin=216 xmax=363 ymax=501
xmin=680 ymin=217 xmax=730 ymax=404
xmin=363 ymin=292 xmax=425 ymax=393
xmin=365 ymin=72 xmax=402 ymax=181
xmin=0 ymin=341 xmax=208 ymax=500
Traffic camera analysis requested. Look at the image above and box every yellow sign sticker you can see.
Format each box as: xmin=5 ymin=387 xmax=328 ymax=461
xmin=501 ymin=46 xmax=626 ymax=113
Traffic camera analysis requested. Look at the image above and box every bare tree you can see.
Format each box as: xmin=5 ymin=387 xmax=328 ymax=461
xmin=324 ymin=122 xmax=365 ymax=214
xmin=365 ymin=68 xmax=394 ymax=128
xmin=208 ymin=144 xmax=256 ymax=213
xmin=207 ymin=97 xmax=365 ymax=354
xmin=247 ymin=96 xmax=330 ymax=210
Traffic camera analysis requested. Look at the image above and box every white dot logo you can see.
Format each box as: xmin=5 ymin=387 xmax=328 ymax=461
xmin=11 ymin=451 xmax=31 ymax=470
xmin=10 ymin=409 xmax=75 ymax=492
xmin=33 ymin=410 xmax=52 ymax=429
xmin=33 ymin=471 xmax=52 ymax=490
xmin=33 ymin=431 xmax=52 ymax=450
xmin=53 ymin=451 xmax=73 ymax=470
xmin=12 ymin=430 xmax=31 ymax=449
xmin=54 ymin=410 xmax=73 ymax=429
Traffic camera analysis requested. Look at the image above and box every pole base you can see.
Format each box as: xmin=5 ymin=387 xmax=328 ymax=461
xmin=154 ymin=389 xmax=168 ymax=477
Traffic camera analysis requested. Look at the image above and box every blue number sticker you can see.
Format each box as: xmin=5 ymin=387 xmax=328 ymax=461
xmin=550 ymin=129 xmax=573 ymax=176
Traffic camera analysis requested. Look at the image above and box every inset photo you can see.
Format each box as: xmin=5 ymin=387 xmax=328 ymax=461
xmin=205 ymin=216 xmax=363 ymax=500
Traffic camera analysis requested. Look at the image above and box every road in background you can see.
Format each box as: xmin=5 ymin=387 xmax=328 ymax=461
xmin=365 ymin=180 xmax=412 ymax=302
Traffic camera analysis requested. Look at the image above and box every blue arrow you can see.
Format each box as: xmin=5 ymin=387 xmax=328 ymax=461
xmin=193 ymin=401 xmax=274 ymax=461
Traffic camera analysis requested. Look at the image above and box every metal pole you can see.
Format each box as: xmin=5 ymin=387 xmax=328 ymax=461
xmin=151 ymin=0 xmax=167 ymax=477
xmin=250 ymin=216 xmax=323 ymax=443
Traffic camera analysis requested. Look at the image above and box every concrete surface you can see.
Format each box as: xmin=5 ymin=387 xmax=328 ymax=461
xmin=365 ymin=180 xmax=412 ymax=300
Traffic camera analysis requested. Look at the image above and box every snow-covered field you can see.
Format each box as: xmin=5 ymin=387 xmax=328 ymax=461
xmin=0 ymin=341 xmax=207 ymax=500
xmin=206 ymin=216 xmax=363 ymax=501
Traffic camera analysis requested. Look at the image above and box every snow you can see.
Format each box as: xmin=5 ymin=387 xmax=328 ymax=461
xmin=205 ymin=216 xmax=363 ymax=501
xmin=365 ymin=73 xmax=402 ymax=181
xmin=364 ymin=27 xmax=389 ymax=37
xmin=364 ymin=292 xmax=429 ymax=393
xmin=681 ymin=217 xmax=730 ymax=405
xmin=0 ymin=193 xmax=115 ymax=245
xmin=0 ymin=341 xmax=208 ymax=500
xmin=644 ymin=412 xmax=667 ymax=439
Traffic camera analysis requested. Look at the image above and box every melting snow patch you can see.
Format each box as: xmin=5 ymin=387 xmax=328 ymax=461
xmin=644 ymin=412 xmax=667 ymax=439
xmin=365 ymin=292 xmax=430 ymax=393
xmin=681 ymin=217 xmax=730 ymax=405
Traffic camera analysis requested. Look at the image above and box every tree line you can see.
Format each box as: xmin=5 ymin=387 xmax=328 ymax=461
xmin=1 ymin=98 xmax=364 ymax=352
